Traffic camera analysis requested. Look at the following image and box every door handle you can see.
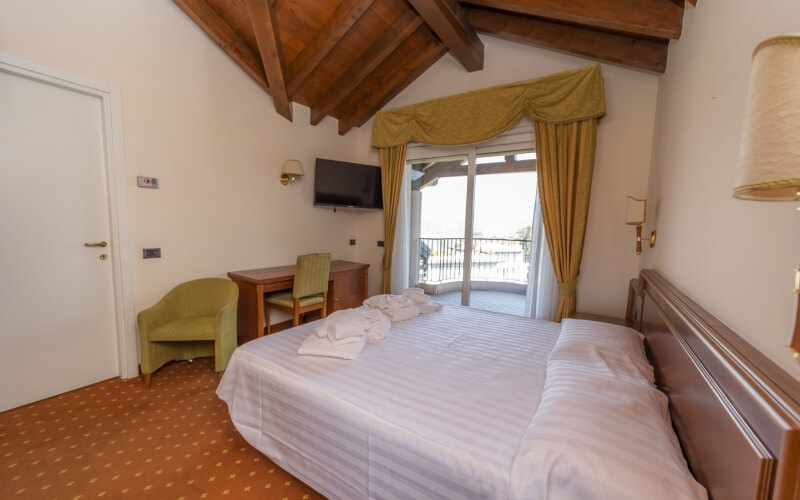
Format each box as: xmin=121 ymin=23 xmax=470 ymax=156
xmin=84 ymin=241 xmax=108 ymax=247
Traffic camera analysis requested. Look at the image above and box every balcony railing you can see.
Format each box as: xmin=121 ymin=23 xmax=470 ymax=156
xmin=419 ymin=237 xmax=531 ymax=284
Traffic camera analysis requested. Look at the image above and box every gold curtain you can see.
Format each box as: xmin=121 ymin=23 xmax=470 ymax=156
xmin=535 ymin=119 xmax=597 ymax=321
xmin=380 ymin=144 xmax=407 ymax=293
xmin=373 ymin=65 xmax=605 ymax=298
xmin=372 ymin=65 xmax=605 ymax=148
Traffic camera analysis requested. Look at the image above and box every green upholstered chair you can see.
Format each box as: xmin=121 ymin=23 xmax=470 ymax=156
xmin=137 ymin=278 xmax=238 ymax=388
xmin=265 ymin=253 xmax=331 ymax=334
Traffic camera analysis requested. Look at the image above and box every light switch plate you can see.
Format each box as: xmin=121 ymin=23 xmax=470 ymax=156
xmin=143 ymin=248 xmax=161 ymax=259
xmin=137 ymin=176 xmax=159 ymax=189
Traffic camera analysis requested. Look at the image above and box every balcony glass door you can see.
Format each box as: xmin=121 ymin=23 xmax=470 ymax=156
xmin=409 ymin=154 xmax=469 ymax=303
xmin=407 ymin=136 xmax=540 ymax=316
xmin=469 ymin=150 xmax=537 ymax=315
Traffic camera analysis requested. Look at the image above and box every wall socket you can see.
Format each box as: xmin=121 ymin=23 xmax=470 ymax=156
xmin=137 ymin=176 xmax=159 ymax=189
xmin=143 ymin=248 xmax=161 ymax=259
xmin=349 ymin=239 xmax=356 ymax=246
xmin=377 ymin=240 xmax=384 ymax=247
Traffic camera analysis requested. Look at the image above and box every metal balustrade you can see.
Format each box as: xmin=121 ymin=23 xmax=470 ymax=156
xmin=418 ymin=237 xmax=531 ymax=284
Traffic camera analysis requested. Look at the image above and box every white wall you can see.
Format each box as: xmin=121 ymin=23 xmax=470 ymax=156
xmin=0 ymin=0 xmax=364 ymax=318
xmin=353 ymin=35 xmax=661 ymax=315
xmin=644 ymin=0 xmax=800 ymax=380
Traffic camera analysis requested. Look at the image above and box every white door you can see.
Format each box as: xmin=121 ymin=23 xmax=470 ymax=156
xmin=0 ymin=68 xmax=119 ymax=412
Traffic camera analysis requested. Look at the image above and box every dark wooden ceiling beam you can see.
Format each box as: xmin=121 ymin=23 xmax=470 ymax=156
xmin=465 ymin=6 xmax=668 ymax=73
xmin=337 ymin=39 xmax=447 ymax=135
xmin=286 ymin=0 xmax=376 ymax=96
xmin=407 ymin=0 xmax=484 ymax=72
xmin=172 ymin=0 xmax=269 ymax=91
xmin=463 ymin=0 xmax=684 ymax=40
xmin=245 ymin=0 xmax=292 ymax=120
xmin=411 ymin=156 xmax=537 ymax=190
xmin=309 ymin=10 xmax=424 ymax=126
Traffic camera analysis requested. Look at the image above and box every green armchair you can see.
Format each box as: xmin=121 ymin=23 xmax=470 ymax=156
xmin=137 ymin=278 xmax=238 ymax=388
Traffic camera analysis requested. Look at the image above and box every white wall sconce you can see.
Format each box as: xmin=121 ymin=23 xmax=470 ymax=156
xmin=625 ymin=196 xmax=655 ymax=255
xmin=733 ymin=34 xmax=800 ymax=362
xmin=280 ymin=159 xmax=304 ymax=185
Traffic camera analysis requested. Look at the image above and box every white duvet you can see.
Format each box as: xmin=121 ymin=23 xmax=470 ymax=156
xmin=218 ymin=305 xmax=560 ymax=499
xmin=218 ymin=311 xmax=705 ymax=500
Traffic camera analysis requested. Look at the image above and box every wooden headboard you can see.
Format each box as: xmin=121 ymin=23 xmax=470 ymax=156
xmin=628 ymin=270 xmax=800 ymax=500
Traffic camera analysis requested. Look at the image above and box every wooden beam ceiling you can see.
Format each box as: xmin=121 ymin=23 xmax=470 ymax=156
xmin=465 ymin=6 xmax=669 ymax=73
xmin=286 ymin=0 xmax=376 ymax=96
xmin=245 ymin=0 xmax=292 ymax=120
xmin=173 ymin=0 xmax=698 ymax=132
xmin=172 ymin=0 xmax=269 ymax=91
xmin=463 ymin=0 xmax=685 ymax=40
xmin=310 ymin=9 xmax=424 ymax=125
xmin=337 ymin=34 xmax=447 ymax=135
xmin=407 ymin=0 xmax=484 ymax=72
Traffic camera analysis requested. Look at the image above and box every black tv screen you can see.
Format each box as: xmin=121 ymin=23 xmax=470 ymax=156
xmin=313 ymin=158 xmax=383 ymax=209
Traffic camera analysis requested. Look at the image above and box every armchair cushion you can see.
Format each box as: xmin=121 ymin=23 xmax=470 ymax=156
xmin=148 ymin=316 xmax=217 ymax=342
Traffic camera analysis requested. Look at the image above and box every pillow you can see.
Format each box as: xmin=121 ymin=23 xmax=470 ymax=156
xmin=548 ymin=319 xmax=655 ymax=386
xmin=506 ymin=320 xmax=707 ymax=500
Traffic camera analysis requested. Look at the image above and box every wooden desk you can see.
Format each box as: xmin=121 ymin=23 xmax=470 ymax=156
xmin=228 ymin=260 xmax=369 ymax=345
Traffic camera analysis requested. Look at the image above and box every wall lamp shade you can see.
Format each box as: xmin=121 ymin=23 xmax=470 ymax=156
xmin=735 ymin=35 xmax=800 ymax=363
xmin=625 ymin=197 xmax=653 ymax=255
xmin=734 ymin=35 xmax=800 ymax=200
xmin=625 ymin=196 xmax=646 ymax=226
xmin=280 ymin=159 xmax=304 ymax=185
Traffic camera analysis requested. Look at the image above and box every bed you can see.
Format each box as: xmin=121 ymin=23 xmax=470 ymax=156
xmin=218 ymin=270 xmax=800 ymax=499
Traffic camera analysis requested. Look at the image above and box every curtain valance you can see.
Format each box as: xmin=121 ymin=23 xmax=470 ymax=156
xmin=371 ymin=65 xmax=606 ymax=148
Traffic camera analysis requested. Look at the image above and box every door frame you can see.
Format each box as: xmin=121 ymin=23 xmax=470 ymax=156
xmin=406 ymin=121 xmax=536 ymax=308
xmin=0 ymin=52 xmax=138 ymax=379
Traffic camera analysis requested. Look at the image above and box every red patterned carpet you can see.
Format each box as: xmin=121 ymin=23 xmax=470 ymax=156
xmin=0 ymin=358 xmax=324 ymax=499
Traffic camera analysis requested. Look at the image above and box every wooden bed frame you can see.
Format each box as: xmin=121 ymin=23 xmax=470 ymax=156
xmin=628 ymin=269 xmax=800 ymax=500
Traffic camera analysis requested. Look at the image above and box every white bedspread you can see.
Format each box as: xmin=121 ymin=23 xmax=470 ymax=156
xmin=218 ymin=305 xmax=561 ymax=500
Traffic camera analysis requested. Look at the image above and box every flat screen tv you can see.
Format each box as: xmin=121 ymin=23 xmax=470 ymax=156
xmin=313 ymin=158 xmax=383 ymax=209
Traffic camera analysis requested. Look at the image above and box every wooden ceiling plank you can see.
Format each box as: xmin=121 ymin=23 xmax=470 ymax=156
xmin=466 ymin=7 xmax=668 ymax=73
xmin=245 ymin=0 xmax=293 ymax=120
xmin=407 ymin=0 xmax=484 ymax=72
xmin=287 ymin=0 xmax=377 ymax=96
xmin=337 ymin=40 xmax=447 ymax=135
xmin=172 ymin=0 xmax=269 ymax=91
xmin=309 ymin=10 xmax=424 ymax=126
xmin=463 ymin=0 xmax=684 ymax=40
xmin=412 ymin=157 xmax=537 ymax=190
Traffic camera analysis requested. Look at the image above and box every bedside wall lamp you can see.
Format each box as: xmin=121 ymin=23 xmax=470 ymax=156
xmin=733 ymin=34 xmax=800 ymax=362
xmin=625 ymin=196 xmax=655 ymax=255
xmin=280 ymin=159 xmax=304 ymax=185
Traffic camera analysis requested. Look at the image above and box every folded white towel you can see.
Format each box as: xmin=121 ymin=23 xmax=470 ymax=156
xmin=363 ymin=294 xmax=414 ymax=310
xmin=383 ymin=305 xmax=420 ymax=323
xmin=328 ymin=319 xmax=365 ymax=340
xmin=404 ymin=292 xmax=430 ymax=305
xmin=330 ymin=335 xmax=363 ymax=347
xmin=298 ymin=333 xmax=366 ymax=360
xmin=314 ymin=324 xmax=328 ymax=339
xmin=419 ymin=301 xmax=443 ymax=314
xmin=365 ymin=313 xmax=391 ymax=340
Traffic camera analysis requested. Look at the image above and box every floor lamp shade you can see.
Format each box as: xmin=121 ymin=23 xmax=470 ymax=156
xmin=734 ymin=35 xmax=800 ymax=200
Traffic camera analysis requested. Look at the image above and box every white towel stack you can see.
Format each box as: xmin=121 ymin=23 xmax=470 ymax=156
xmin=402 ymin=288 xmax=443 ymax=313
xmin=298 ymin=308 xmax=392 ymax=360
xmin=363 ymin=290 xmax=443 ymax=322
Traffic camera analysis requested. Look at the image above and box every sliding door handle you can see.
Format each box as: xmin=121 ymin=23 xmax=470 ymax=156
xmin=84 ymin=241 xmax=108 ymax=247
